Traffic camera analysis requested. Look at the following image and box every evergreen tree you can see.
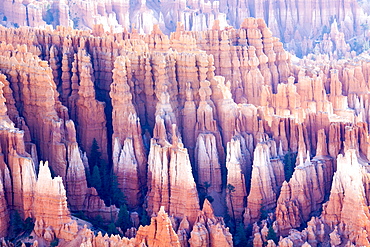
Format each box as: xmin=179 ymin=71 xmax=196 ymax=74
xmin=50 ymin=238 xmax=59 ymax=247
xmin=91 ymin=165 xmax=102 ymax=193
xmin=283 ymin=152 xmax=296 ymax=182
xmin=266 ymin=226 xmax=278 ymax=245
xmin=89 ymin=139 xmax=112 ymax=202
xmin=99 ymin=160 xmax=110 ymax=201
xmin=88 ymin=139 xmax=129 ymax=215
xmin=203 ymin=181 xmax=211 ymax=195
xmin=85 ymin=167 xmax=92 ymax=187
xmin=139 ymin=209 xmax=150 ymax=226
xmin=107 ymin=222 xmax=118 ymax=235
xmin=9 ymin=211 xmax=34 ymax=239
xmin=116 ymin=204 xmax=131 ymax=232
xmin=91 ymin=215 xmax=104 ymax=229
xmin=259 ymin=204 xmax=270 ymax=221
xmin=10 ymin=210 xmax=24 ymax=237
xmin=90 ymin=138 xmax=102 ymax=171
xmin=111 ymin=174 xmax=126 ymax=207
xmin=227 ymin=183 xmax=236 ymax=226
xmin=24 ymin=217 xmax=34 ymax=234
xmin=235 ymin=224 xmax=248 ymax=247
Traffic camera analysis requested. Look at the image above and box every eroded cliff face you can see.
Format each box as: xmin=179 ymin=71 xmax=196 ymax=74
xmin=1 ymin=14 xmax=370 ymax=246
xmin=33 ymin=161 xmax=78 ymax=242
xmin=1 ymin=0 xmax=369 ymax=57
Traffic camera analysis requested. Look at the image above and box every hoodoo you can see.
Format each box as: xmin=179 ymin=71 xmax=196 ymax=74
xmin=0 ymin=1 xmax=370 ymax=245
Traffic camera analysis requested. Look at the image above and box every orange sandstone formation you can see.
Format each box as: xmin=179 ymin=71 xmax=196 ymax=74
xmin=75 ymin=49 xmax=108 ymax=161
xmin=244 ymin=142 xmax=283 ymax=225
xmin=146 ymin=116 xmax=200 ymax=225
xmin=33 ymin=161 xmax=78 ymax=241
xmin=226 ymin=135 xmax=248 ymax=223
xmin=322 ymin=149 xmax=370 ymax=245
xmin=111 ymin=56 xmax=146 ymax=209
xmin=189 ymin=200 xmax=233 ymax=247
xmin=1 ymin=13 xmax=370 ymax=247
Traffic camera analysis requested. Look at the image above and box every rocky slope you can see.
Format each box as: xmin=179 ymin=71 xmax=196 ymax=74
xmin=1 ymin=13 xmax=370 ymax=246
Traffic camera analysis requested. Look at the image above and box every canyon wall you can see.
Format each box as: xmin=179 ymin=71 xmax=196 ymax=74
xmin=1 ymin=15 xmax=370 ymax=246
xmin=1 ymin=0 xmax=369 ymax=56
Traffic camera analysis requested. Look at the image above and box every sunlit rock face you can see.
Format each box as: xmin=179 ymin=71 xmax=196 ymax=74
xmin=2 ymin=6 xmax=370 ymax=246
xmin=33 ymin=161 xmax=78 ymax=241
xmin=0 ymin=0 xmax=368 ymax=56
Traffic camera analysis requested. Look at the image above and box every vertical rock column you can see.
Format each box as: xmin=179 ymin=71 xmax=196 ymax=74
xmin=76 ymin=49 xmax=108 ymax=161
xmin=195 ymin=133 xmax=222 ymax=193
xmin=110 ymin=56 xmax=146 ymax=209
xmin=147 ymin=117 xmax=200 ymax=225
xmin=0 ymin=76 xmax=37 ymax=218
xmin=226 ymin=136 xmax=247 ymax=223
xmin=65 ymin=120 xmax=88 ymax=212
xmin=244 ymin=143 xmax=279 ymax=225
xmin=189 ymin=200 xmax=233 ymax=247
xmin=0 ymin=49 xmax=68 ymax=180
xmin=33 ymin=161 xmax=78 ymax=241
xmin=134 ymin=206 xmax=181 ymax=246
xmin=147 ymin=81 xmax=200 ymax=225
xmin=322 ymin=149 xmax=370 ymax=246
xmin=276 ymin=154 xmax=325 ymax=235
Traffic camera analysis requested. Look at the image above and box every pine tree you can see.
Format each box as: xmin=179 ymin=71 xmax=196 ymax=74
xmin=99 ymin=159 xmax=110 ymax=201
xmin=139 ymin=209 xmax=150 ymax=226
xmin=107 ymin=222 xmax=118 ymax=235
xmin=91 ymin=165 xmax=102 ymax=193
xmin=90 ymin=138 xmax=102 ymax=171
xmin=283 ymin=152 xmax=296 ymax=182
xmin=50 ymin=238 xmax=59 ymax=247
xmin=10 ymin=210 xmax=24 ymax=237
xmin=111 ymin=174 xmax=126 ymax=207
xmin=227 ymin=183 xmax=236 ymax=226
xmin=204 ymin=181 xmax=211 ymax=194
xmin=116 ymin=204 xmax=131 ymax=232
xmin=85 ymin=167 xmax=92 ymax=187
xmin=92 ymin=215 xmax=104 ymax=229
xmin=235 ymin=224 xmax=248 ymax=247
xmin=266 ymin=226 xmax=278 ymax=244
xmin=24 ymin=217 xmax=34 ymax=234
xmin=89 ymin=139 xmax=110 ymax=201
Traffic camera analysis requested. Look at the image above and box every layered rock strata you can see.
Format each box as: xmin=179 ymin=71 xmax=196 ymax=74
xmin=1 ymin=15 xmax=370 ymax=247
xmin=1 ymin=0 xmax=368 ymax=57
xmin=33 ymin=161 xmax=78 ymax=241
